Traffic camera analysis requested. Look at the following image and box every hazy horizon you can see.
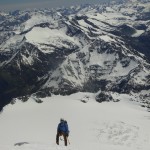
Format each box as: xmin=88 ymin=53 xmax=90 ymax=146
xmin=0 ymin=0 xmax=113 ymax=12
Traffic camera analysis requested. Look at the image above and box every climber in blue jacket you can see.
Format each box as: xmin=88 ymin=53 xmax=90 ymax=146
xmin=56 ymin=118 xmax=69 ymax=146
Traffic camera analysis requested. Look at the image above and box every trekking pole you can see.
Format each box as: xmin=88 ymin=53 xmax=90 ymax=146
xmin=67 ymin=137 xmax=70 ymax=145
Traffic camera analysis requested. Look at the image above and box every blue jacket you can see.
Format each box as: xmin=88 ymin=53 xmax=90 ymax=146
xmin=57 ymin=121 xmax=69 ymax=134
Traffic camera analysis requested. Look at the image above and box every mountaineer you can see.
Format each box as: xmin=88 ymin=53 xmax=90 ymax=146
xmin=56 ymin=118 xmax=69 ymax=146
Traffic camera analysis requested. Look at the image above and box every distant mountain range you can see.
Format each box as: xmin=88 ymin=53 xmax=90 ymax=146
xmin=0 ymin=0 xmax=150 ymax=110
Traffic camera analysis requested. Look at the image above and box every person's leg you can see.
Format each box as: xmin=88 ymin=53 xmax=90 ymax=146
xmin=56 ymin=133 xmax=59 ymax=145
xmin=62 ymin=133 xmax=67 ymax=146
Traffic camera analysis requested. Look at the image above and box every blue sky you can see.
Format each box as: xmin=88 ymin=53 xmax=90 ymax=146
xmin=0 ymin=0 xmax=111 ymax=11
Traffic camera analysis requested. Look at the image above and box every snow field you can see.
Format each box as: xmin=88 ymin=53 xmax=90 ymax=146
xmin=25 ymin=27 xmax=80 ymax=53
xmin=0 ymin=92 xmax=150 ymax=150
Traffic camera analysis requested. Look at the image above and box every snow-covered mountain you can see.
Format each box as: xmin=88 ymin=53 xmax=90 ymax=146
xmin=0 ymin=0 xmax=150 ymax=110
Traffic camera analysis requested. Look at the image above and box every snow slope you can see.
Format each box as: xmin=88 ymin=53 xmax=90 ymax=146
xmin=25 ymin=27 xmax=80 ymax=53
xmin=0 ymin=93 xmax=150 ymax=150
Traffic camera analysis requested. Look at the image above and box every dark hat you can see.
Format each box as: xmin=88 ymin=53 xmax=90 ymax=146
xmin=60 ymin=118 xmax=64 ymax=122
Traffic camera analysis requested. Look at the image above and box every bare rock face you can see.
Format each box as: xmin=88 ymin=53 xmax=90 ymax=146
xmin=95 ymin=91 xmax=114 ymax=103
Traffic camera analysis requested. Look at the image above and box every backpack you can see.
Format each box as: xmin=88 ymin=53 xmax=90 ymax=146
xmin=57 ymin=120 xmax=69 ymax=134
